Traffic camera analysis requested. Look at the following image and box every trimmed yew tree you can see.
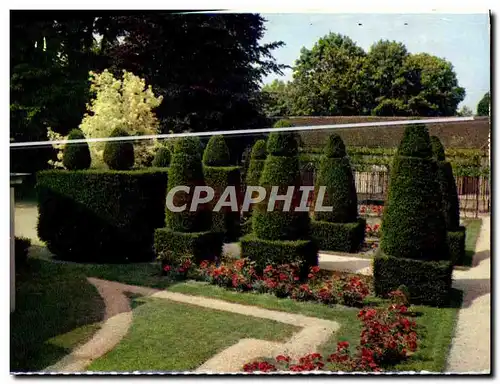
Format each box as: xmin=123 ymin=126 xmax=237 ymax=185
xmin=311 ymin=134 xmax=365 ymax=252
xmin=240 ymin=132 xmax=317 ymax=276
xmin=203 ymin=135 xmax=241 ymax=241
xmin=152 ymin=146 xmax=171 ymax=168
xmin=241 ymin=139 xmax=267 ymax=235
xmin=154 ymin=137 xmax=222 ymax=267
xmin=62 ymin=129 xmax=91 ymax=170
xmin=373 ymin=124 xmax=453 ymax=306
xmin=431 ymin=135 xmax=466 ymax=265
xmin=103 ymin=128 xmax=135 ymax=170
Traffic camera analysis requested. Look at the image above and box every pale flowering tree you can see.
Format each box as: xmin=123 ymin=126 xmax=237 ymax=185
xmin=47 ymin=127 xmax=67 ymax=169
xmin=78 ymin=69 xmax=164 ymax=168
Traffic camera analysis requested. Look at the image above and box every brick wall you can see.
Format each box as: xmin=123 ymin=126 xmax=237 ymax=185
xmin=280 ymin=116 xmax=490 ymax=150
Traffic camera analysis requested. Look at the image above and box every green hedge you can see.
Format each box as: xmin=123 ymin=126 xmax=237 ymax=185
xmin=37 ymin=169 xmax=168 ymax=262
xmin=240 ymin=234 xmax=318 ymax=276
xmin=154 ymin=228 xmax=223 ymax=265
xmin=203 ymin=165 xmax=241 ymax=241
xmin=381 ymin=125 xmax=449 ymax=261
xmin=448 ymin=227 xmax=467 ymax=266
xmin=373 ymin=253 xmax=454 ymax=307
xmin=311 ymin=218 xmax=366 ymax=253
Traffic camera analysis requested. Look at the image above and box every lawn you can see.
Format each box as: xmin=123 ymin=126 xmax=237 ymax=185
xmin=168 ymin=281 xmax=462 ymax=372
xmin=462 ymin=218 xmax=483 ymax=266
xmin=15 ymin=251 xmax=464 ymax=373
xmin=11 ymin=259 xmax=105 ymax=372
xmin=87 ymin=297 xmax=298 ymax=372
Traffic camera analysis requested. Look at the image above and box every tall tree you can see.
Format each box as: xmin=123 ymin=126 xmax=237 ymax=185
xmin=292 ymin=33 xmax=367 ymax=116
xmin=477 ymin=91 xmax=490 ymax=116
xmin=104 ymin=13 xmax=284 ymax=135
xmin=10 ymin=11 xmax=109 ymax=172
xmin=260 ymin=79 xmax=294 ymax=117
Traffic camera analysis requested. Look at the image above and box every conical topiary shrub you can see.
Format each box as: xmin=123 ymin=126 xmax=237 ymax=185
xmin=245 ymin=140 xmax=267 ymax=186
xmin=62 ymin=129 xmax=92 ymax=170
xmin=103 ymin=128 xmax=134 ymax=170
xmin=373 ymin=124 xmax=453 ymax=306
xmin=152 ymin=146 xmax=171 ymax=168
xmin=273 ymin=119 xmax=303 ymax=148
xmin=241 ymin=139 xmax=268 ymax=235
xmin=154 ymin=137 xmax=222 ymax=267
xmin=241 ymin=132 xmax=317 ymax=276
xmin=203 ymin=135 xmax=241 ymax=241
xmin=431 ymin=136 xmax=466 ymax=265
xmin=310 ymin=134 xmax=365 ymax=252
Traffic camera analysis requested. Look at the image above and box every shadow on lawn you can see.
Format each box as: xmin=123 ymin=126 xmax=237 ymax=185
xmin=11 ymin=253 xmax=178 ymax=373
xmin=11 ymin=258 xmax=105 ymax=372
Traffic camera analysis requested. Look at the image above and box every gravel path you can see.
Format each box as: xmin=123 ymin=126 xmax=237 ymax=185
xmin=42 ymin=279 xmax=159 ymax=373
xmin=152 ymin=290 xmax=340 ymax=373
xmin=446 ymin=216 xmax=491 ymax=373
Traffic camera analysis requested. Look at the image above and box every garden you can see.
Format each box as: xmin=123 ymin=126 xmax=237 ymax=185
xmin=11 ymin=69 xmax=486 ymax=374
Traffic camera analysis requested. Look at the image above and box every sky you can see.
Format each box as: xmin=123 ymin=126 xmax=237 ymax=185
xmin=260 ymin=13 xmax=490 ymax=111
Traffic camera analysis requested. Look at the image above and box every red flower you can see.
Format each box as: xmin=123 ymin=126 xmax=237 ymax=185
xmin=276 ymin=355 xmax=290 ymax=363
xmin=163 ymin=265 xmax=171 ymax=272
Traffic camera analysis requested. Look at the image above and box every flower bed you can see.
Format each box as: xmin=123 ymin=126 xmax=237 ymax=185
xmin=365 ymin=223 xmax=381 ymax=238
xmin=243 ymin=290 xmax=418 ymax=373
xmin=359 ymin=205 xmax=384 ymax=217
xmin=163 ymin=258 xmax=372 ymax=308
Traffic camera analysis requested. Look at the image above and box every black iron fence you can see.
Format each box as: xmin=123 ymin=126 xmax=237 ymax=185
xmin=299 ymin=167 xmax=490 ymax=218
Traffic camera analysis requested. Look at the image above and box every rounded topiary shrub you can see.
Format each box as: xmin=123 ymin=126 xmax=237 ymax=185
xmin=203 ymin=135 xmax=241 ymax=241
xmin=311 ymin=134 xmax=364 ymax=252
xmin=103 ymin=128 xmax=135 ymax=170
xmin=165 ymin=136 xmax=210 ymax=232
xmin=314 ymin=134 xmax=358 ymax=223
xmin=380 ymin=124 xmax=448 ymax=261
xmin=155 ymin=136 xmax=222 ymax=265
xmin=152 ymin=147 xmax=171 ymax=168
xmin=242 ymin=131 xmax=317 ymax=275
xmin=430 ymin=136 xmax=460 ymax=230
xmin=431 ymin=135 xmax=465 ymax=265
xmin=62 ymin=129 xmax=91 ymax=170
xmin=273 ymin=119 xmax=303 ymax=148
xmin=245 ymin=139 xmax=267 ymax=187
xmin=252 ymin=132 xmax=309 ymax=241
xmin=203 ymin=135 xmax=231 ymax=166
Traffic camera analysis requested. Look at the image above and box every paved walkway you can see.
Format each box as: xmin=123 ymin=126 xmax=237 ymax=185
xmin=446 ymin=216 xmax=491 ymax=373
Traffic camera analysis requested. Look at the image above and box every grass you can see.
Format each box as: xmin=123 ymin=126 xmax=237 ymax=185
xmin=11 ymin=259 xmax=105 ymax=372
xmin=461 ymin=218 xmax=483 ymax=267
xmin=88 ymin=297 xmax=299 ymax=372
xmin=167 ymin=280 xmax=462 ymax=372
xmin=14 ymin=250 xmax=464 ymax=373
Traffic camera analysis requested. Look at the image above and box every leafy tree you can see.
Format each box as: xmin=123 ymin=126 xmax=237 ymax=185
xmin=292 ymin=33 xmax=367 ymax=116
xmin=104 ymin=13 xmax=284 ymax=136
xmin=79 ymin=69 xmax=163 ymax=168
xmin=283 ymin=34 xmax=465 ymax=117
xmin=456 ymin=105 xmax=473 ymax=116
xmin=381 ymin=53 xmax=466 ymax=117
xmin=10 ymin=12 xmax=110 ymax=173
xmin=364 ymin=40 xmax=409 ymax=114
xmin=261 ymin=80 xmax=295 ymax=117
xmin=477 ymin=92 xmax=490 ymax=116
